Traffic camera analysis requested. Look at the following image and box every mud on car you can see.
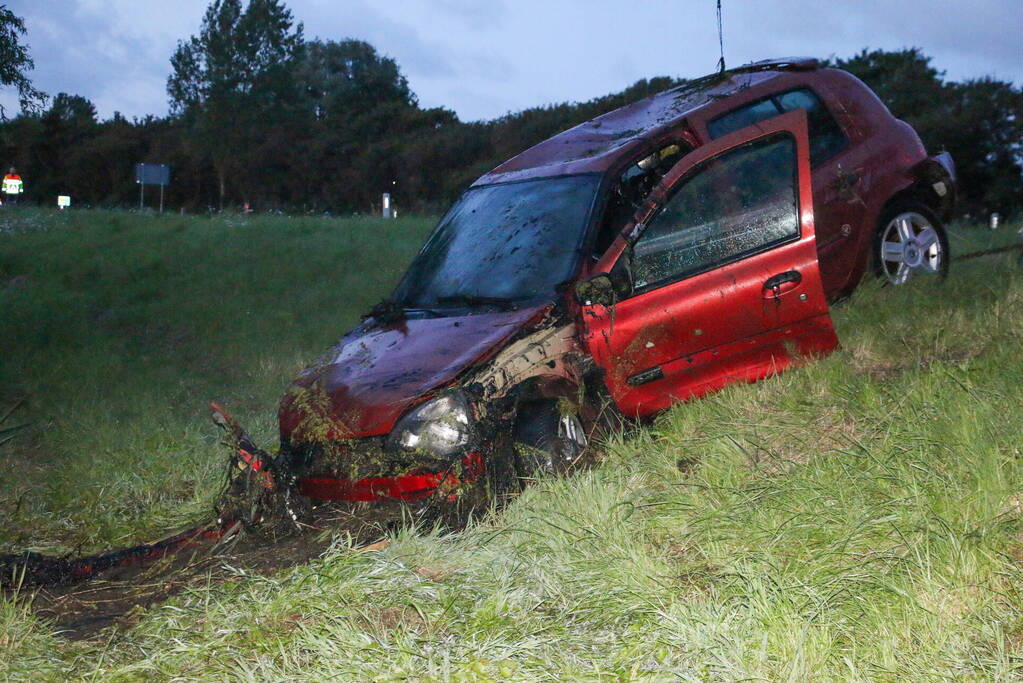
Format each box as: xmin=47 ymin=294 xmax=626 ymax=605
xmin=278 ymin=58 xmax=956 ymax=507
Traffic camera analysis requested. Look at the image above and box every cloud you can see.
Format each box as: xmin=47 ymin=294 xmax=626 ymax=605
xmin=433 ymin=0 xmax=508 ymax=31
xmin=302 ymin=0 xmax=456 ymax=79
xmin=723 ymin=0 xmax=1023 ymax=83
xmin=5 ymin=0 xmax=207 ymax=117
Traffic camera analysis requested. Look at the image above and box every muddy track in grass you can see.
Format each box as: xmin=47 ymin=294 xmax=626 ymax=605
xmin=4 ymin=406 xmax=608 ymax=641
xmin=4 ymin=504 xmax=409 ymax=641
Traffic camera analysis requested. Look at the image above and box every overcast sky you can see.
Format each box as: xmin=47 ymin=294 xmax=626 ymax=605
xmin=3 ymin=0 xmax=1022 ymax=123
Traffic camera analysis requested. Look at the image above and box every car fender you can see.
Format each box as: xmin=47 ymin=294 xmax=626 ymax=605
xmin=909 ymin=152 xmax=957 ymax=220
xmin=464 ymin=321 xmax=586 ymax=412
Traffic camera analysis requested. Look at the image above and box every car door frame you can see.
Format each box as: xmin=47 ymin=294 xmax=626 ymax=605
xmin=578 ymin=109 xmax=839 ymax=417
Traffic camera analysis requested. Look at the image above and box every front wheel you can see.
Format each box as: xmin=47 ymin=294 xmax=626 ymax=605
xmin=873 ymin=200 xmax=949 ymax=286
xmin=512 ymin=402 xmax=588 ymax=481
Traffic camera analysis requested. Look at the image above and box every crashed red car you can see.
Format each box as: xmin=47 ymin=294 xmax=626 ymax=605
xmin=278 ymin=58 xmax=956 ymax=504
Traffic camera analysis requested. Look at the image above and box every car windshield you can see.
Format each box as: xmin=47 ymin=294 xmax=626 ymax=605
xmin=393 ymin=175 xmax=601 ymax=308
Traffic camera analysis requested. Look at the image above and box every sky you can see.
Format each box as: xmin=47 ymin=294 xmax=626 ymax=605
xmin=3 ymin=0 xmax=1022 ymax=123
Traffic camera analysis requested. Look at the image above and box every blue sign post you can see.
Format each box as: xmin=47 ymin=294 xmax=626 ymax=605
xmin=135 ymin=163 xmax=171 ymax=212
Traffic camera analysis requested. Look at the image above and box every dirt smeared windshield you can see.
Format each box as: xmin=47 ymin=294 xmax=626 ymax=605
xmin=393 ymin=175 xmax=600 ymax=308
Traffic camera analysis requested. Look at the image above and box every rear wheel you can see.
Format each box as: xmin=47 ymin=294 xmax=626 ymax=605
xmin=873 ymin=200 xmax=949 ymax=286
xmin=512 ymin=402 xmax=587 ymax=480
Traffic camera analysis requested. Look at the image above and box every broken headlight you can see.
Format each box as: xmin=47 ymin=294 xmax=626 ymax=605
xmin=386 ymin=393 xmax=471 ymax=458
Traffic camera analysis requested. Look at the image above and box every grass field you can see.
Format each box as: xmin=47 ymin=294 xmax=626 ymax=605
xmin=0 ymin=209 xmax=435 ymax=556
xmin=4 ymin=209 xmax=1023 ymax=679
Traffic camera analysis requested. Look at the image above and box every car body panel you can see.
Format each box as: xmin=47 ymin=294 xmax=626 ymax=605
xmin=579 ymin=111 xmax=838 ymax=416
xmin=475 ymin=66 xmax=803 ymax=187
xmin=278 ymin=306 xmax=548 ymax=443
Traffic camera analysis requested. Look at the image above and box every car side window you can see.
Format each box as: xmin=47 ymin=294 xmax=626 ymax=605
xmin=706 ymin=98 xmax=781 ymax=140
xmin=631 ymin=134 xmax=800 ymax=291
xmin=774 ymin=89 xmax=846 ymax=165
xmin=707 ymin=88 xmax=846 ymax=166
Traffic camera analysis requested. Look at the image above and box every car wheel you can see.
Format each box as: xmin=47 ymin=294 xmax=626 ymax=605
xmin=873 ymin=200 xmax=949 ymax=286
xmin=512 ymin=402 xmax=587 ymax=480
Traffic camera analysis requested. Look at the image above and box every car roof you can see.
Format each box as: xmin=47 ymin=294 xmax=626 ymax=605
xmin=473 ymin=57 xmax=822 ymax=187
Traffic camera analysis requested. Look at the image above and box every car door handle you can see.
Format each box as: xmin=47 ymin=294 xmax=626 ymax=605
xmin=763 ymin=270 xmax=802 ymax=297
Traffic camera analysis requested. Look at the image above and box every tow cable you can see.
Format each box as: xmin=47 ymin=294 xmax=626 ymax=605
xmin=0 ymin=403 xmax=299 ymax=589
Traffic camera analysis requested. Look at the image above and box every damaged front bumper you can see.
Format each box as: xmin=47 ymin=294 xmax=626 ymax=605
xmin=279 ymin=387 xmax=493 ymax=503
xmin=294 ymin=453 xmax=485 ymax=502
xmin=282 ymin=437 xmax=486 ymax=503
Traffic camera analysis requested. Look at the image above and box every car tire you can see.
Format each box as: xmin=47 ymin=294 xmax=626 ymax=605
xmin=872 ymin=200 xmax=950 ymax=286
xmin=512 ymin=402 xmax=587 ymax=480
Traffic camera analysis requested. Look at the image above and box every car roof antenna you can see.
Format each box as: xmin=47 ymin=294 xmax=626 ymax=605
xmin=716 ymin=0 xmax=726 ymax=73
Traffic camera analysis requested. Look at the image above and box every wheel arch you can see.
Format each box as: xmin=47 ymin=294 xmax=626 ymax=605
xmin=878 ymin=155 xmax=956 ymax=225
xmin=509 ymin=374 xmax=583 ymax=417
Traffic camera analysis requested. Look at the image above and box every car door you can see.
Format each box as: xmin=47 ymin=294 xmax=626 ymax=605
xmin=579 ymin=110 xmax=839 ymax=417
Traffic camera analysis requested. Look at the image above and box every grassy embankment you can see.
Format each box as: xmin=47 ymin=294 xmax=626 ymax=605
xmin=0 ymin=209 xmax=435 ymax=553
xmin=4 ymin=209 xmax=1023 ymax=679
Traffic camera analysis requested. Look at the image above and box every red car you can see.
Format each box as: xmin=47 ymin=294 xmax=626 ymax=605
xmin=278 ymin=58 xmax=956 ymax=505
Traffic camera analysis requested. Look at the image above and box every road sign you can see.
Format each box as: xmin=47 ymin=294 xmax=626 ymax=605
xmin=57 ymin=195 xmax=71 ymax=209
xmin=135 ymin=164 xmax=170 ymax=186
xmin=135 ymin=163 xmax=171 ymax=211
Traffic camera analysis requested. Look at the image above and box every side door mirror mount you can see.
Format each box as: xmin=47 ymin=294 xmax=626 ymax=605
xmin=574 ymin=273 xmax=616 ymax=307
xmin=574 ymin=258 xmax=633 ymax=307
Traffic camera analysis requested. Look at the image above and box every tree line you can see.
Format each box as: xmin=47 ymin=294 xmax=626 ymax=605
xmin=1 ymin=0 xmax=1021 ymax=217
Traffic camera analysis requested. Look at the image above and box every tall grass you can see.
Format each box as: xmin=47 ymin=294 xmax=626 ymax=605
xmin=0 ymin=209 xmax=434 ymax=552
xmin=4 ymin=212 xmax=1023 ymax=679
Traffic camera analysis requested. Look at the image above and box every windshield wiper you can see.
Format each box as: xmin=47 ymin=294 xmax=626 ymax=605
xmin=434 ymin=294 xmax=519 ymax=310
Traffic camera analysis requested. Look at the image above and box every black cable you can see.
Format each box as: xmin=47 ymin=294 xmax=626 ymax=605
xmin=717 ymin=0 xmax=726 ymax=73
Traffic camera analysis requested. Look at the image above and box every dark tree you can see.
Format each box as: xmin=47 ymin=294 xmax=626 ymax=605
xmin=167 ymin=0 xmax=304 ymax=208
xmin=0 ymin=4 xmax=45 ymax=118
xmin=942 ymin=78 xmax=1023 ymax=215
xmin=290 ymin=40 xmax=427 ymax=211
xmin=44 ymin=93 xmax=97 ymax=128
xmin=298 ymin=39 xmax=415 ymax=120
xmin=0 ymin=37 xmax=1017 ymax=217
xmin=30 ymin=93 xmax=100 ymax=200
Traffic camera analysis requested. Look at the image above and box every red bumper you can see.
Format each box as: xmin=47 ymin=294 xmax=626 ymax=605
xmin=295 ymin=453 xmax=484 ymax=502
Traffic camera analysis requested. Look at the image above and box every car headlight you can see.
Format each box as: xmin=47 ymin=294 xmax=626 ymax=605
xmin=387 ymin=393 xmax=471 ymax=458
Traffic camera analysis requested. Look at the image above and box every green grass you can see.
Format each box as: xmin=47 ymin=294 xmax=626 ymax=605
xmin=0 ymin=208 xmax=434 ymax=553
xmin=4 ymin=210 xmax=1023 ymax=679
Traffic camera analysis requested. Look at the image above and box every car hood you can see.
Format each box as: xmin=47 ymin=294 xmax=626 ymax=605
xmin=279 ymin=305 xmax=548 ymax=443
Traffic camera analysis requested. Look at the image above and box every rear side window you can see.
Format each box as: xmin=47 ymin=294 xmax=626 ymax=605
xmin=707 ymin=87 xmax=846 ymax=166
xmin=706 ymin=99 xmax=779 ymax=139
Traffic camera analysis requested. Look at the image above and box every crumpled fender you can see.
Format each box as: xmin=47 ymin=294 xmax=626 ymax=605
xmin=911 ymin=151 xmax=957 ymax=219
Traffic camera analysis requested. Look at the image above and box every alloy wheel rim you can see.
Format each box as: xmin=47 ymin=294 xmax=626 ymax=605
xmin=557 ymin=413 xmax=587 ymax=450
xmin=879 ymin=211 xmax=943 ymax=285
